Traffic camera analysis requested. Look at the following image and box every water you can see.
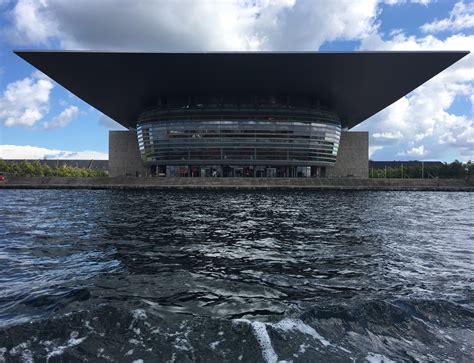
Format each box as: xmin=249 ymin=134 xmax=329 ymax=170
xmin=0 ymin=189 xmax=472 ymax=362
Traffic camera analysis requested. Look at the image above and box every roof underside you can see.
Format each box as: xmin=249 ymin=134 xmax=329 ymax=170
xmin=15 ymin=51 xmax=468 ymax=129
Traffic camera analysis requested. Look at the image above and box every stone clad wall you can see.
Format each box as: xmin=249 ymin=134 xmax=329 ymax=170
xmin=108 ymin=130 xmax=368 ymax=178
xmin=327 ymin=131 xmax=369 ymax=179
xmin=109 ymin=130 xmax=148 ymax=177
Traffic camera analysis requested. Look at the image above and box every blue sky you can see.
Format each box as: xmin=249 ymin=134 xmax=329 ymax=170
xmin=0 ymin=0 xmax=472 ymax=161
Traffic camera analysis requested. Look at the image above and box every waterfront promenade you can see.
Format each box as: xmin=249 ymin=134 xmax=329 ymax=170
xmin=1 ymin=176 xmax=473 ymax=191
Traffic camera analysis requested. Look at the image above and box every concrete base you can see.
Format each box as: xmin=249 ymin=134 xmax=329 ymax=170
xmin=109 ymin=130 xmax=148 ymax=177
xmin=108 ymin=130 xmax=369 ymax=178
xmin=328 ymin=131 xmax=368 ymax=179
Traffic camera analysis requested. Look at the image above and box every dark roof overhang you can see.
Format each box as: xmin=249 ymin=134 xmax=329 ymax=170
xmin=15 ymin=51 xmax=469 ymax=129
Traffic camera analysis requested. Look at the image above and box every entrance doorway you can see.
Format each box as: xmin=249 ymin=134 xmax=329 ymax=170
xmin=266 ymin=168 xmax=276 ymax=178
xmin=234 ymin=167 xmax=243 ymax=177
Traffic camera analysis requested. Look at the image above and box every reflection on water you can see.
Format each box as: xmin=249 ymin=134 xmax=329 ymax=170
xmin=0 ymin=190 xmax=473 ymax=361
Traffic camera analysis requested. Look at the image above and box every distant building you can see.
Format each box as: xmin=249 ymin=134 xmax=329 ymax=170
xmin=16 ymin=51 xmax=468 ymax=178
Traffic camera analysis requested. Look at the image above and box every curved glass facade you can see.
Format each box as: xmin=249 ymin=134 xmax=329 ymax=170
xmin=137 ymin=100 xmax=341 ymax=177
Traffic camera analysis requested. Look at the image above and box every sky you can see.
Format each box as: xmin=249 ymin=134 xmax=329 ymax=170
xmin=0 ymin=0 xmax=472 ymax=162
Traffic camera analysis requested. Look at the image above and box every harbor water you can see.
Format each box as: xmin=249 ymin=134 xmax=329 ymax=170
xmin=0 ymin=190 xmax=473 ymax=362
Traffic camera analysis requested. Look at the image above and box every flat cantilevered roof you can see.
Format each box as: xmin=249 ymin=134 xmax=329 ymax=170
xmin=15 ymin=51 xmax=469 ymax=129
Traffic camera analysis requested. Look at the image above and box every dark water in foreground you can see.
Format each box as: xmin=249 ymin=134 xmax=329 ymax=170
xmin=0 ymin=190 xmax=473 ymax=362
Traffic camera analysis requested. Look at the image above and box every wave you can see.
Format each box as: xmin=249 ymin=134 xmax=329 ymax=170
xmin=0 ymin=299 xmax=472 ymax=362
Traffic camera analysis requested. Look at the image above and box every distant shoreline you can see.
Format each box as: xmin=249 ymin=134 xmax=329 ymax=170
xmin=1 ymin=176 xmax=473 ymax=192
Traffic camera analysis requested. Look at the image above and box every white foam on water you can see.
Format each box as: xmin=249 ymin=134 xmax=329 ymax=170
xmin=96 ymin=347 xmax=112 ymax=361
xmin=299 ymin=343 xmax=310 ymax=353
xmin=133 ymin=360 xmax=144 ymax=363
xmin=84 ymin=320 xmax=94 ymax=331
xmin=174 ymin=335 xmax=192 ymax=352
xmin=234 ymin=318 xmax=352 ymax=362
xmin=125 ymin=349 xmax=134 ymax=356
xmin=168 ymin=352 xmax=176 ymax=363
xmin=365 ymin=352 xmax=396 ymax=363
xmin=9 ymin=342 xmax=27 ymax=355
xmin=251 ymin=321 xmax=279 ymax=363
xmin=209 ymin=340 xmax=223 ymax=350
xmin=233 ymin=319 xmax=278 ymax=363
xmin=68 ymin=331 xmax=86 ymax=346
xmin=167 ymin=324 xmax=194 ymax=354
xmin=338 ymin=346 xmax=352 ymax=353
xmin=131 ymin=309 xmax=147 ymax=320
xmin=45 ymin=331 xmax=87 ymax=360
xmin=129 ymin=309 xmax=148 ymax=330
xmin=9 ymin=341 xmax=33 ymax=363
xmin=271 ymin=318 xmax=330 ymax=347
xmin=272 ymin=318 xmax=352 ymax=354
xmin=129 ymin=338 xmax=142 ymax=346
xmin=0 ymin=347 xmax=6 ymax=363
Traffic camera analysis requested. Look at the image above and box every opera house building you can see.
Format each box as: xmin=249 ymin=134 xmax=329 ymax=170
xmin=16 ymin=51 xmax=468 ymax=178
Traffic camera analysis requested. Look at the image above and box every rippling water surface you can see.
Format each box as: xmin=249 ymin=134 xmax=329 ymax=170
xmin=0 ymin=189 xmax=473 ymax=362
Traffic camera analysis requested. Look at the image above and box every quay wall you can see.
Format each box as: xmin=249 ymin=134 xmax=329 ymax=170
xmin=1 ymin=176 xmax=473 ymax=191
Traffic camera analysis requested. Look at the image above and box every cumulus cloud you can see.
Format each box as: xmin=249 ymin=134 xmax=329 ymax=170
xmin=0 ymin=144 xmax=108 ymax=160
xmin=397 ymin=145 xmax=428 ymax=157
xmin=2 ymin=0 xmax=380 ymax=51
xmin=3 ymin=0 xmax=58 ymax=44
xmin=252 ymin=0 xmax=379 ymax=50
xmin=0 ymin=71 xmax=53 ymax=127
xmin=357 ymin=27 xmax=473 ymax=160
xmin=369 ymin=145 xmax=384 ymax=158
xmin=421 ymin=1 xmax=474 ymax=34
xmin=42 ymin=105 xmax=79 ymax=129
xmin=1 ymin=0 xmax=472 ymax=161
xmin=372 ymin=131 xmax=403 ymax=140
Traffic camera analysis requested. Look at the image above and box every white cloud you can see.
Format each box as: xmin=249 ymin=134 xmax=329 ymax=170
xmin=42 ymin=105 xmax=79 ymax=129
xmin=421 ymin=1 xmax=474 ymax=33
xmin=1 ymin=0 xmax=472 ymax=161
xmin=385 ymin=0 xmax=432 ymax=6
xmin=397 ymin=145 xmax=428 ymax=157
xmin=0 ymin=144 xmax=108 ymax=160
xmin=6 ymin=0 xmax=58 ymax=44
xmin=253 ymin=0 xmax=379 ymax=50
xmin=369 ymin=145 xmax=384 ymax=158
xmin=0 ymin=71 xmax=53 ymax=127
xmin=357 ymin=27 xmax=473 ymax=161
xmin=372 ymin=131 xmax=403 ymax=140
xmin=2 ymin=0 xmax=380 ymax=51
